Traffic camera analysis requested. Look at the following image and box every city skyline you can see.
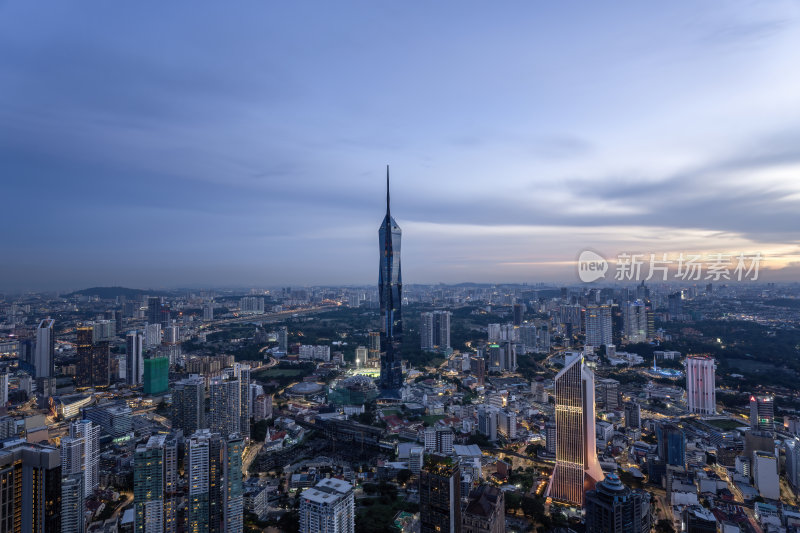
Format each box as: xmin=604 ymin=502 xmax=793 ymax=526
xmin=3 ymin=3 xmax=800 ymax=290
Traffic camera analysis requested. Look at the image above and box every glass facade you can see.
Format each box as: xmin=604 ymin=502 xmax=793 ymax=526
xmin=379 ymin=167 xmax=403 ymax=390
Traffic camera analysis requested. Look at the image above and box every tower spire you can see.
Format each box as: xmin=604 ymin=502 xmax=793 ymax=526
xmin=386 ymin=165 xmax=390 ymax=218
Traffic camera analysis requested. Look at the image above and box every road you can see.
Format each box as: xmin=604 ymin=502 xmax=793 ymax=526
xmin=242 ymin=442 xmax=264 ymax=477
xmin=199 ymin=305 xmax=337 ymax=328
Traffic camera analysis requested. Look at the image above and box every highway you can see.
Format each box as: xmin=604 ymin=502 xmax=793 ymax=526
xmin=198 ymin=305 xmax=337 ymax=329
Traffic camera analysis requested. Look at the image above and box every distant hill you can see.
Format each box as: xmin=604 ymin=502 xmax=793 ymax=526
xmin=65 ymin=286 xmax=165 ymax=299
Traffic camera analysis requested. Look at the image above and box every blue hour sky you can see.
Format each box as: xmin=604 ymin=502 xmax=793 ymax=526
xmin=2 ymin=2 xmax=800 ymax=290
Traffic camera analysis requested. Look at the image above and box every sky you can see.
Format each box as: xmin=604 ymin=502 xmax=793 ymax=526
xmin=2 ymin=1 xmax=800 ymax=290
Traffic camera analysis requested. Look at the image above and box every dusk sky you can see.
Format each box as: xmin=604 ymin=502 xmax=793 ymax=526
xmin=3 ymin=2 xmax=800 ymax=290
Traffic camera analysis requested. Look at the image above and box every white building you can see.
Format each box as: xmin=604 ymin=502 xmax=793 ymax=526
xmin=299 ymin=478 xmax=355 ymax=533
xmin=685 ymin=355 xmax=716 ymax=415
xmin=355 ymin=346 xmax=368 ymax=368
xmin=409 ymin=446 xmax=424 ymax=474
xmin=624 ymin=301 xmax=648 ymax=342
xmin=144 ymin=323 xmax=162 ymax=348
xmin=585 ymin=305 xmax=612 ymax=347
xmin=239 ymin=297 xmax=265 ymax=315
xmin=752 ymin=451 xmax=780 ymax=500
xmin=420 ymin=311 xmax=451 ymax=352
xmin=498 ymin=410 xmax=517 ymax=440
xmin=61 ymin=419 xmax=100 ymax=497
xmin=786 ymin=438 xmax=800 ymax=489
xmin=299 ymin=345 xmax=331 ymax=362
xmin=34 ymin=318 xmax=55 ymax=378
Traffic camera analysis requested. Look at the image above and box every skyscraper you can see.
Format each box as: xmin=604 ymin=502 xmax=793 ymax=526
xmin=549 ymin=353 xmax=604 ymax=506
xmin=299 ymin=478 xmax=355 ymax=533
xmin=76 ymin=326 xmax=110 ymax=388
xmin=584 ymin=473 xmax=651 ymax=533
xmin=134 ymin=434 xmax=179 ymax=533
xmin=172 ymin=375 xmax=206 ymax=435
xmin=624 ymin=402 xmax=641 ymax=430
xmin=61 ymin=419 xmax=100 ymax=497
xmin=378 ymin=167 xmax=403 ymax=392
xmin=125 ymin=331 xmax=144 ymax=386
xmin=186 ymin=430 xmax=243 ymax=533
xmin=0 ymin=443 xmax=62 ymax=533
xmin=209 ymin=376 xmax=241 ymax=437
xmin=34 ymin=318 xmax=55 ymax=378
xmin=750 ymin=395 xmax=774 ymax=431
xmin=143 ymin=357 xmax=169 ymax=395
xmin=657 ymin=423 xmax=686 ymax=468
xmin=61 ymin=473 xmax=85 ymax=533
xmin=624 ymin=301 xmax=648 ymax=343
xmin=234 ymin=363 xmax=251 ymax=440
xmin=685 ymin=355 xmax=716 ymax=415
xmin=585 ymin=305 xmax=612 ymax=347
xmin=419 ymin=455 xmax=461 ymax=533
xmin=420 ymin=310 xmax=451 ymax=352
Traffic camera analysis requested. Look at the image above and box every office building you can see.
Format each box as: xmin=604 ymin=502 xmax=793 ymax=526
xmin=209 ymin=376 xmax=241 ymax=437
xmin=409 ymin=446 xmax=424 ymax=475
xmin=624 ymin=301 xmax=648 ymax=343
xmin=127 ymin=332 xmax=144 ymax=386
xmin=549 ymin=353 xmax=604 ymax=506
xmin=461 ymin=484 xmax=505 ymax=533
xmin=61 ymin=473 xmax=85 ymax=533
xmin=597 ymin=378 xmax=620 ymax=411
xmin=186 ymin=430 xmax=244 ymax=533
xmin=34 ymin=318 xmax=55 ymax=379
xmin=585 ymin=305 xmax=612 ymax=347
xmin=83 ymin=403 xmax=133 ymax=438
xmin=420 ymin=310 xmax=451 ymax=352
xmin=785 ymin=438 xmax=800 ymax=489
xmin=299 ymin=478 xmax=355 ymax=533
xmin=0 ymin=443 xmax=62 ymax=533
xmin=0 ymin=372 xmax=8 ymax=405
xmin=682 ymin=506 xmax=716 ymax=533
xmin=477 ymin=406 xmax=497 ymax=442
xmin=378 ymin=167 xmax=403 ymax=392
xmin=624 ymin=402 xmax=641 ymax=430
xmin=752 ymin=450 xmax=779 ymax=500
xmin=685 ymin=355 xmax=716 ymax=415
xmin=657 ymin=423 xmax=686 ymax=468
xmin=203 ymin=303 xmax=214 ymax=322
xmin=419 ymin=455 xmax=461 ymax=533
xmin=172 ymin=375 xmax=206 ymax=435
xmin=545 ymin=421 xmax=557 ymax=454
xmin=668 ymin=292 xmax=683 ymax=320
xmin=750 ymin=395 xmax=774 ymax=431
xmin=584 ymin=473 xmax=650 ymax=533
xmin=147 ymin=297 xmax=170 ymax=328
xmin=513 ymin=303 xmax=524 ymax=326
xmin=277 ymin=326 xmax=288 ymax=353
xmin=134 ymin=434 xmax=179 ymax=533
xmin=76 ymin=326 xmax=109 ymax=388
xmin=61 ymin=419 xmax=100 ymax=497
xmin=143 ymin=357 xmax=169 ymax=395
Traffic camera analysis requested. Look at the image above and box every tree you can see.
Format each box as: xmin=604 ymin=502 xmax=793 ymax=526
xmin=397 ymin=469 xmax=412 ymax=485
xmin=655 ymin=519 xmax=675 ymax=533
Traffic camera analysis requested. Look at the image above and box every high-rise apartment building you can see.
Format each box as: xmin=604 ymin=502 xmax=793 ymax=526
xmin=239 ymin=297 xmax=265 ymax=315
xmin=134 ymin=434 xmax=179 ymax=533
xmin=624 ymin=301 xmax=648 ymax=343
xmin=61 ymin=473 xmax=85 ymax=533
xmin=378 ymin=167 xmax=403 ymax=392
xmin=585 ymin=305 xmax=612 ymax=347
xmin=685 ymin=355 xmax=716 ymax=415
xmin=549 ymin=353 xmax=604 ymax=506
xmin=186 ymin=430 xmax=243 ymax=533
xmin=209 ymin=376 xmax=241 ymax=437
xmin=419 ymin=455 xmax=461 ymax=533
xmin=584 ymin=473 xmax=651 ymax=533
xmin=420 ymin=311 xmax=452 ymax=352
xmin=61 ymin=419 xmax=100 ymax=497
xmin=172 ymin=375 xmax=206 ymax=435
xmin=34 ymin=318 xmax=55 ymax=379
xmin=235 ymin=363 xmax=251 ymax=440
xmin=127 ymin=332 xmax=144 ymax=386
xmin=299 ymin=478 xmax=355 ymax=533
xmin=750 ymin=395 xmax=774 ymax=431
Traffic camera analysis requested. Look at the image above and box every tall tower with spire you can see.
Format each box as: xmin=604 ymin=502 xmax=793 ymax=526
xmin=379 ymin=166 xmax=403 ymax=392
